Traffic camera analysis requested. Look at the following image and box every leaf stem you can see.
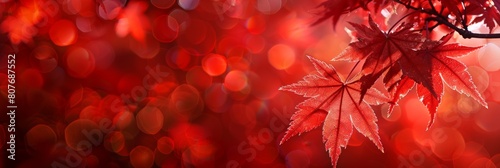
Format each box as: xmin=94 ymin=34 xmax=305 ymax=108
xmin=346 ymin=61 xmax=360 ymax=81
xmin=388 ymin=11 xmax=418 ymax=33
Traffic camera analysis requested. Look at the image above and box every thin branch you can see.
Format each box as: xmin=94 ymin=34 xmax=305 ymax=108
xmin=427 ymin=22 xmax=441 ymax=31
xmin=393 ymin=0 xmax=500 ymax=39
xmin=439 ymin=3 xmax=445 ymax=15
xmin=428 ymin=0 xmax=437 ymax=13
xmin=388 ymin=11 xmax=418 ymax=32
xmin=461 ymin=0 xmax=468 ymax=31
xmin=428 ymin=17 xmax=500 ymax=38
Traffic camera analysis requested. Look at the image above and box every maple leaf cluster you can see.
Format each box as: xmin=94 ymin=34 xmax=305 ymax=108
xmin=319 ymin=0 xmax=500 ymax=32
xmin=280 ymin=0 xmax=496 ymax=167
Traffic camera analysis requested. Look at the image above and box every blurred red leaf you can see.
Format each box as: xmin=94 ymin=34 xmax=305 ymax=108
xmin=116 ymin=1 xmax=149 ymax=42
xmin=1 ymin=0 xmax=43 ymax=44
xmin=280 ymin=56 xmax=388 ymax=167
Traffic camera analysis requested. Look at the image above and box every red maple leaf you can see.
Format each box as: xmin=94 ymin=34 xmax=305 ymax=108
xmin=386 ymin=75 xmax=414 ymax=116
xmin=314 ymin=0 xmax=372 ymax=26
xmin=393 ymin=33 xmax=487 ymax=127
xmin=314 ymin=0 xmax=390 ymax=27
xmin=439 ymin=0 xmax=463 ymax=22
xmin=468 ymin=0 xmax=500 ymax=32
xmin=334 ymin=16 xmax=424 ymax=102
xmin=279 ymin=56 xmax=388 ymax=167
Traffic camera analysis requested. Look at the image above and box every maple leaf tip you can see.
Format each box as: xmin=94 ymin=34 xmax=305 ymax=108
xmin=379 ymin=147 xmax=385 ymax=153
xmin=387 ymin=103 xmax=396 ymax=118
xmin=278 ymin=85 xmax=294 ymax=92
xmin=347 ymin=21 xmax=358 ymax=27
xmin=279 ymin=139 xmax=286 ymax=146
xmin=373 ymin=140 xmax=385 ymax=153
xmin=280 ymin=130 xmax=294 ymax=145
xmin=426 ymin=120 xmax=435 ymax=131
xmin=305 ymin=55 xmax=316 ymax=61
xmin=478 ymin=101 xmax=488 ymax=109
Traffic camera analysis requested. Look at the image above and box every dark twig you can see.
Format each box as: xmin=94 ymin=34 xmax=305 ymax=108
xmin=461 ymin=0 xmax=468 ymax=31
xmin=427 ymin=17 xmax=500 ymax=38
xmin=393 ymin=0 xmax=500 ymax=39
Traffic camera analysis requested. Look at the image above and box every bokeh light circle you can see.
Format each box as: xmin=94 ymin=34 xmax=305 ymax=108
xmin=104 ymin=131 xmax=126 ymax=153
xmin=189 ymin=140 xmax=216 ymax=162
xmin=63 ymin=0 xmax=81 ymax=15
xmin=165 ymin=47 xmax=192 ymax=70
xmin=113 ymin=111 xmax=134 ymax=130
xmin=477 ymin=43 xmax=500 ymax=71
xmin=65 ymin=47 xmax=95 ymax=78
xmin=136 ymin=105 xmax=164 ymax=135
xmin=64 ymin=119 xmax=100 ymax=151
xmin=467 ymin=66 xmax=489 ymax=93
xmin=246 ymin=15 xmax=266 ymax=34
xmin=26 ymin=124 xmax=57 ymax=152
xmin=130 ymin=35 xmax=160 ymax=59
xmin=151 ymin=0 xmax=175 ymax=9
xmin=268 ymin=44 xmax=296 ymax=70
xmin=50 ymin=20 xmax=77 ymax=46
xmin=157 ymin=136 xmax=175 ymax=154
xmin=170 ymin=84 xmax=203 ymax=119
xmin=32 ymin=44 xmax=58 ymax=73
xmin=469 ymin=157 xmax=496 ymax=168
xmin=116 ymin=18 xmax=129 ymax=37
xmin=76 ymin=16 xmax=94 ymax=32
xmin=224 ymin=70 xmax=248 ymax=91
xmin=153 ymin=15 xmax=179 ymax=43
xmin=457 ymin=95 xmax=481 ymax=114
xmin=169 ymin=8 xmax=190 ymax=26
xmin=98 ymin=0 xmax=122 ymax=20
xmin=403 ymin=98 xmax=430 ymax=129
xmin=79 ymin=105 xmax=102 ymax=122
xmin=429 ymin=128 xmax=466 ymax=161
xmin=474 ymin=102 xmax=500 ymax=132
xmin=178 ymin=0 xmax=199 ymax=10
xmin=202 ymin=53 xmax=227 ymax=76
xmin=381 ymin=104 xmax=402 ymax=122
xmin=256 ymin=0 xmax=282 ymax=14
xmin=130 ymin=146 xmax=155 ymax=168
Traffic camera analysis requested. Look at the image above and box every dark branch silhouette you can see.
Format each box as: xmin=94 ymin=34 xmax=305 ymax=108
xmin=393 ymin=0 xmax=500 ymax=39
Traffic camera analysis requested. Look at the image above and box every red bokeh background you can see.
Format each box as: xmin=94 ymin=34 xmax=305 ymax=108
xmin=1 ymin=0 xmax=500 ymax=167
